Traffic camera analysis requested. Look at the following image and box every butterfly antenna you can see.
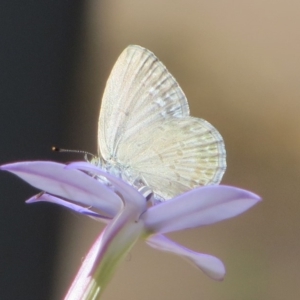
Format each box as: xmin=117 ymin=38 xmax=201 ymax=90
xmin=52 ymin=146 xmax=96 ymax=161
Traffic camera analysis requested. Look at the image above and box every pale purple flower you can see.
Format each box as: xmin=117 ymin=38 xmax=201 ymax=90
xmin=0 ymin=161 xmax=261 ymax=299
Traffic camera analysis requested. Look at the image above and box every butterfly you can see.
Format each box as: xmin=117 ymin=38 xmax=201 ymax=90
xmin=95 ymin=45 xmax=226 ymax=202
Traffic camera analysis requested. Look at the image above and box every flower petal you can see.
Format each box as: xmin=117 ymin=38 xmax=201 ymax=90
xmin=26 ymin=193 xmax=111 ymax=222
xmin=146 ymin=234 xmax=225 ymax=280
xmin=65 ymin=206 xmax=145 ymax=299
xmin=64 ymin=232 xmax=104 ymax=300
xmin=0 ymin=161 xmax=122 ymax=217
xmin=88 ymin=205 xmax=145 ymax=298
xmin=143 ymin=185 xmax=261 ymax=234
xmin=66 ymin=162 xmax=146 ymax=209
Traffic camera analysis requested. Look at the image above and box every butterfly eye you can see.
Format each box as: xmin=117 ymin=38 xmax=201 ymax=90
xmin=138 ymin=186 xmax=154 ymax=202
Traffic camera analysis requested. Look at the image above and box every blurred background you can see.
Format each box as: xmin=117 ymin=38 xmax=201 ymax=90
xmin=1 ymin=1 xmax=300 ymax=299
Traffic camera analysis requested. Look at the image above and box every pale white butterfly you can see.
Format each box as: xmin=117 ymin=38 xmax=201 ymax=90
xmin=95 ymin=45 xmax=226 ymax=202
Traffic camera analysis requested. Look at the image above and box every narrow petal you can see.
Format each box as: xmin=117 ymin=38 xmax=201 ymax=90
xmin=86 ymin=205 xmax=145 ymax=298
xmin=65 ymin=208 xmax=145 ymax=300
xmin=64 ymin=232 xmax=104 ymax=300
xmin=26 ymin=193 xmax=111 ymax=222
xmin=1 ymin=161 xmax=122 ymax=217
xmin=146 ymin=234 xmax=225 ymax=281
xmin=66 ymin=162 xmax=146 ymax=209
xmin=143 ymin=185 xmax=261 ymax=234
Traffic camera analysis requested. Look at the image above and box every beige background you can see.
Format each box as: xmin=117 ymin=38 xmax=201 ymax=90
xmin=53 ymin=1 xmax=300 ymax=299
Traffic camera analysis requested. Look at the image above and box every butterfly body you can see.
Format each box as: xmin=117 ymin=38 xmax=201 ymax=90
xmin=96 ymin=45 xmax=226 ymax=202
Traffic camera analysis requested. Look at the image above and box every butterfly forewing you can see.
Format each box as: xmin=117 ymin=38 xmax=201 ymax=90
xmin=99 ymin=45 xmax=189 ymax=159
xmin=98 ymin=45 xmax=226 ymax=201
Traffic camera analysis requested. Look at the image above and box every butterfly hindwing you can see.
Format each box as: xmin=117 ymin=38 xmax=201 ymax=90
xmin=116 ymin=117 xmax=226 ymax=200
